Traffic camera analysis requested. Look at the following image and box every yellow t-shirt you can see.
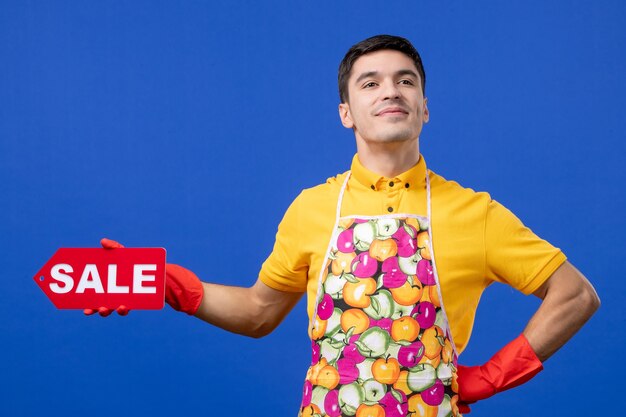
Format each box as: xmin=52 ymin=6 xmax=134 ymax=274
xmin=259 ymin=154 xmax=566 ymax=354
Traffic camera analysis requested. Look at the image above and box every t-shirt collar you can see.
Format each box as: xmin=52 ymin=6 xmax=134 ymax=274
xmin=350 ymin=154 xmax=427 ymax=191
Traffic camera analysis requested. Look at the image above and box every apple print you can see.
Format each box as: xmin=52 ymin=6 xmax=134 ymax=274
xmin=421 ymin=379 xmax=445 ymax=406
xmin=381 ymin=257 xmax=408 ymax=288
xmin=398 ymin=341 xmax=425 ymax=367
xmin=323 ymin=308 xmax=343 ymax=338
xmin=320 ymin=338 xmax=343 ymax=364
xmin=437 ymin=394 xmax=452 ymax=417
xmin=355 ymin=327 xmax=391 ymax=358
xmin=376 ymin=218 xmax=400 ymax=238
xmin=391 ymin=302 xmax=415 ymax=320
xmin=343 ymin=334 xmax=366 ymax=363
xmin=398 ymin=253 xmax=420 ymax=275
xmin=338 ymin=382 xmax=366 ymax=416
xmin=351 ymin=252 xmax=379 ymax=278
xmin=363 ymin=378 xmax=387 ymax=402
xmin=317 ymin=294 xmax=335 ymax=320
xmin=392 ymin=223 xmax=418 ymax=257
xmin=324 ymin=389 xmax=342 ymax=417
xmin=311 ymin=386 xmax=330 ymax=411
xmin=337 ymin=358 xmax=359 ymax=385
xmin=363 ymin=290 xmax=395 ymax=320
xmin=407 ymin=363 xmax=437 ymax=392
xmin=353 ymin=222 xmax=376 ymax=251
xmin=311 ymin=340 xmax=320 ymax=365
xmin=316 ymin=307 xmax=341 ymax=337
xmin=369 ymin=317 xmax=393 ymax=332
xmin=384 ymin=341 xmax=402 ymax=358
xmin=417 ymin=217 xmax=429 ymax=231
xmin=355 ymin=358 xmax=375 ymax=381
xmin=380 ymin=390 xmax=408 ymax=417
xmin=411 ymin=301 xmax=436 ymax=329
xmin=436 ymin=362 xmax=454 ymax=386
xmin=337 ymin=228 xmax=355 ymax=253
xmin=301 ymin=380 xmax=313 ymax=407
xmin=324 ymin=273 xmax=348 ymax=299
xmin=434 ymin=310 xmax=446 ymax=331
xmin=417 ymin=259 xmax=435 ymax=285
xmin=305 ymin=215 xmax=456 ymax=417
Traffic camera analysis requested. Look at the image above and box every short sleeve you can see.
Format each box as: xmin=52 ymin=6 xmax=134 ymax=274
xmin=258 ymin=194 xmax=309 ymax=293
xmin=484 ymin=199 xmax=567 ymax=295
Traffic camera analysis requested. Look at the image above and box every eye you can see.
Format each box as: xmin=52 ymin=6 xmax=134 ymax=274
xmin=363 ymin=81 xmax=378 ymax=88
xmin=399 ymin=79 xmax=414 ymax=85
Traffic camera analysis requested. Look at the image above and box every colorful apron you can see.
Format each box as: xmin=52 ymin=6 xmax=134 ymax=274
xmin=299 ymin=171 xmax=461 ymax=417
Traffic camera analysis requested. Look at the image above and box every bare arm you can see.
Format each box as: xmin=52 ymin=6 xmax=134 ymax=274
xmin=523 ymin=261 xmax=600 ymax=361
xmin=193 ymin=279 xmax=304 ymax=339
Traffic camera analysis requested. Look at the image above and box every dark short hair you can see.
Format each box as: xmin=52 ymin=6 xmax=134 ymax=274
xmin=338 ymin=34 xmax=426 ymax=103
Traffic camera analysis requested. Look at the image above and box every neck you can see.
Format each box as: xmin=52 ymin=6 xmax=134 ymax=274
xmin=355 ymin=137 xmax=420 ymax=178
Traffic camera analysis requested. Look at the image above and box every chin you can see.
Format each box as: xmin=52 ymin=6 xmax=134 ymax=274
xmin=375 ymin=129 xmax=416 ymax=143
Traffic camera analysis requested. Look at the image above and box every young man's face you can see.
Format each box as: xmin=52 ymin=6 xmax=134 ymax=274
xmin=339 ymin=49 xmax=429 ymax=146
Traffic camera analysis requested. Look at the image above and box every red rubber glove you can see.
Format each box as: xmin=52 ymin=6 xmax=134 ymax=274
xmin=456 ymin=401 xmax=471 ymax=415
xmin=164 ymin=263 xmax=204 ymax=315
xmin=457 ymin=333 xmax=543 ymax=411
xmin=84 ymin=238 xmax=204 ymax=316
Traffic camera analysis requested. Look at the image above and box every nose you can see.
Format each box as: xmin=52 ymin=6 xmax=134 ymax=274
xmin=381 ymin=80 xmax=401 ymax=100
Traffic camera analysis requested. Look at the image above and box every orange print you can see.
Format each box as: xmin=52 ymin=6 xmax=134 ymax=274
xmin=339 ymin=218 xmax=355 ymax=229
xmin=331 ymin=251 xmax=356 ymax=275
xmin=356 ymin=404 xmax=385 ymax=417
xmin=390 ymin=279 xmax=424 ymax=305
xmin=301 ymin=404 xmax=322 ymax=417
xmin=421 ymin=326 xmax=444 ymax=359
xmin=310 ymin=316 xmax=327 ymax=340
xmin=308 ymin=358 xmax=328 ymax=385
xmin=372 ymin=357 xmax=401 ymax=384
xmin=317 ymin=365 xmax=340 ymax=390
xmin=428 ymin=285 xmax=440 ymax=307
xmin=408 ymin=394 xmax=438 ymax=417
xmin=340 ymin=308 xmax=370 ymax=335
xmin=393 ymin=370 xmax=412 ymax=395
xmin=391 ymin=316 xmax=420 ymax=342
xmin=369 ymin=238 xmax=398 ymax=261
xmin=343 ymin=278 xmax=377 ymax=308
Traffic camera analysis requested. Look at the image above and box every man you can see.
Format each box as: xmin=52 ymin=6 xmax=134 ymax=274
xmin=93 ymin=35 xmax=600 ymax=416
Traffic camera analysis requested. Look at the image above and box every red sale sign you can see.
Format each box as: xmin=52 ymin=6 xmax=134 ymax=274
xmin=34 ymin=248 xmax=166 ymax=310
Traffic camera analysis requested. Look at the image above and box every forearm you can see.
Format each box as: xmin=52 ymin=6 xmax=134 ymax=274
xmin=457 ymin=263 xmax=599 ymax=408
xmin=194 ymin=279 xmax=303 ymax=338
xmin=194 ymin=282 xmax=265 ymax=337
xmin=524 ymin=261 xmax=600 ymax=361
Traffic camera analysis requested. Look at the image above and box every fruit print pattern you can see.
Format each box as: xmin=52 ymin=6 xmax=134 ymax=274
xmin=300 ymin=216 xmax=461 ymax=417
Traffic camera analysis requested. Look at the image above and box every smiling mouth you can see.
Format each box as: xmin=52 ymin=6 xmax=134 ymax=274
xmin=377 ymin=108 xmax=408 ymax=116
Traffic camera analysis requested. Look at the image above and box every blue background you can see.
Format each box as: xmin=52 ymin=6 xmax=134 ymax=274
xmin=1 ymin=1 xmax=624 ymax=415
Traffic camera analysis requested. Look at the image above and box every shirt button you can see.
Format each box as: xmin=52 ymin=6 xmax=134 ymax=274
xmin=405 ymin=183 xmax=410 ymax=188
xmin=387 ymin=207 xmax=393 ymax=212
xmin=389 ymin=181 xmax=394 ymax=187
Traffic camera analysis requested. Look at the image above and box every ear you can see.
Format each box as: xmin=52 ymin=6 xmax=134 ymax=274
xmin=338 ymin=102 xmax=354 ymax=129
xmin=423 ymin=98 xmax=429 ymax=123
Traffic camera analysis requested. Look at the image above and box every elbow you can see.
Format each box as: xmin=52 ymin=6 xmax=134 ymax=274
xmin=246 ymin=320 xmax=279 ymax=339
xmin=590 ymin=289 xmax=601 ymax=312
xmin=242 ymin=307 xmax=281 ymax=338
xmin=580 ymin=284 xmax=601 ymax=321
xmin=248 ymin=330 xmax=270 ymax=339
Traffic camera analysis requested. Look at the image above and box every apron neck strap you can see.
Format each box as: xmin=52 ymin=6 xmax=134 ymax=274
xmin=426 ymin=168 xmax=432 ymax=220
xmin=336 ymin=172 xmax=351 ymax=219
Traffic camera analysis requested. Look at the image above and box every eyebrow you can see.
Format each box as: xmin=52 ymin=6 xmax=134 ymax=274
xmin=354 ymin=69 xmax=419 ymax=85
